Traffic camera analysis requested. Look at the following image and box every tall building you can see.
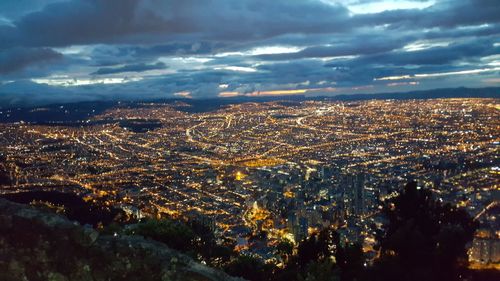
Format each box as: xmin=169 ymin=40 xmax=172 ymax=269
xmin=469 ymin=229 xmax=500 ymax=264
xmin=297 ymin=217 xmax=309 ymax=242
xmin=353 ymin=173 xmax=366 ymax=216
xmin=339 ymin=173 xmax=366 ymax=217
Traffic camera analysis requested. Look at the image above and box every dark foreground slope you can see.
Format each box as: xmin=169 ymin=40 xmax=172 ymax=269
xmin=0 ymin=198 xmax=243 ymax=281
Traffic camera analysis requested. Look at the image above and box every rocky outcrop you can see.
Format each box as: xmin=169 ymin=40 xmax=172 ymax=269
xmin=0 ymin=199 xmax=243 ymax=281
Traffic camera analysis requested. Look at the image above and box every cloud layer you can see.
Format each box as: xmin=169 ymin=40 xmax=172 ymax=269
xmin=0 ymin=0 xmax=499 ymax=105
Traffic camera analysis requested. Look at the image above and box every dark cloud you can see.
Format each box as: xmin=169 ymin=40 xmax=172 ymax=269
xmin=326 ymin=38 xmax=499 ymax=68
xmin=128 ymin=42 xmax=224 ymax=57
xmin=0 ymin=0 xmax=498 ymax=104
xmin=91 ymin=62 xmax=167 ymax=75
xmin=0 ymin=0 xmax=351 ymax=49
xmin=422 ymin=24 xmax=500 ymax=40
xmin=257 ymin=35 xmax=414 ymax=60
xmin=0 ymin=0 xmax=59 ymax=20
xmin=0 ymin=47 xmax=62 ymax=74
xmin=88 ymin=42 xmax=227 ymax=67
xmin=355 ymin=0 xmax=500 ymax=29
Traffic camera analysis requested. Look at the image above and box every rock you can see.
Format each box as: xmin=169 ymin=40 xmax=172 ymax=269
xmin=0 ymin=199 xmax=245 ymax=281
xmin=47 ymin=272 xmax=68 ymax=281
xmin=73 ymin=226 xmax=99 ymax=246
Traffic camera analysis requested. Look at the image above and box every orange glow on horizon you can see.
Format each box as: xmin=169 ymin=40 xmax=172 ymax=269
xmin=173 ymin=91 xmax=192 ymax=98
xmin=219 ymin=87 xmax=337 ymax=97
xmin=218 ymin=91 xmax=240 ymax=97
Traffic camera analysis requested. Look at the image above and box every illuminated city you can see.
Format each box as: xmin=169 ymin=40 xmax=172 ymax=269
xmin=1 ymin=98 xmax=498 ymax=265
xmin=1 ymin=0 xmax=499 ymax=280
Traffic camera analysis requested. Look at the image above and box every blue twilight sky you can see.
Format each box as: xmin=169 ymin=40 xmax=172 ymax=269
xmin=0 ymin=0 xmax=499 ymax=105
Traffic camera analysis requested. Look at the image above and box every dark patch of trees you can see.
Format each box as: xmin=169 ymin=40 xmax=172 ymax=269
xmin=5 ymin=180 xmax=492 ymax=281
xmin=124 ymin=218 xmax=237 ymax=268
xmin=368 ymin=181 xmax=478 ymax=281
xmin=215 ymin=181 xmax=482 ymax=281
xmin=0 ymin=191 xmax=125 ymax=227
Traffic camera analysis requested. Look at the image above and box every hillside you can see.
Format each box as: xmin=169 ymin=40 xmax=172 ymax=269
xmin=0 ymin=198 xmax=243 ymax=281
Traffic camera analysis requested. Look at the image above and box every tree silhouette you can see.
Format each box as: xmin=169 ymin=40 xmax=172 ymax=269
xmin=127 ymin=218 xmax=196 ymax=253
xmin=300 ymin=260 xmax=340 ymax=281
xmin=296 ymin=228 xmax=338 ymax=268
xmin=224 ymin=255 xmax=275 ymax=281
xmin=371 ymin=181 xmax=477 ymax=281
xmin=276 ymin=239 xmax=294 ymax=264
xmin=335 ymin=243 xmax=364 ymax=281
xmin=274 ymin=228 xmax=346 ymax=281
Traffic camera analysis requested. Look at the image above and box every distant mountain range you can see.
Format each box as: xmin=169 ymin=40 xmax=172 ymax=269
xmin=324 ymin=86 xmax=500 ymax=101
xmin=1 ymin=85 xmax=498 ymax=108
xmin=0 ymin=87 xmax=498 ymax=124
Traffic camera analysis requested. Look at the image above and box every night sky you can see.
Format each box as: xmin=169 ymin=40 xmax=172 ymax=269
xmin=0 ymin=0 xmax=499 ymax=105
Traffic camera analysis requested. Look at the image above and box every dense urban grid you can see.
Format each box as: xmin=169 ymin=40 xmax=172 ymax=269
xmin=0 ymin=98 xmax=498 ymax=268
